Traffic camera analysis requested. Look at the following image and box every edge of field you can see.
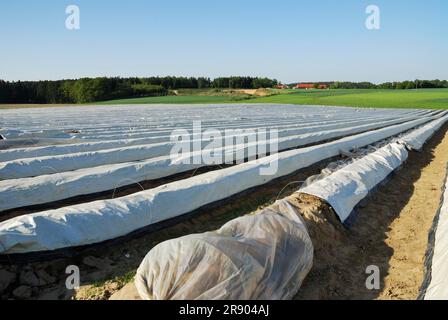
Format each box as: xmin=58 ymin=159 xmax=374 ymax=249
xmin=1 ymin=89 xmax=448 ymax=110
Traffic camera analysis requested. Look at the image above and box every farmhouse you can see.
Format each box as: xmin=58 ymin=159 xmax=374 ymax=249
xmin=275 ymin=84 xmax=290 ymax=89
xmin=294 ymin=83 xmax=328 ymax=89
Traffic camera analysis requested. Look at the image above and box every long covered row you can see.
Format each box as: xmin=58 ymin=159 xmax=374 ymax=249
xmin=0 ymin=112 xmax=439 ymax=180
xmin=134 ymin=114 xmax=448 ymax=300
xmin=301 ymin=113 xmax=448 ymax=222
xmin=0 ymin=104 xmax=320 ymax=132
xmin=0 ymin=104 xmax=418 ymax=134
xmin=1 ymin=111 xmax=428 ymax=162
xmin=1 ymin=113 xmax=446 ymax=254
xmin=0 ymin=112 xmax=444 ymax=211
xmin=74 ymin=110 xmax=429 ymax=141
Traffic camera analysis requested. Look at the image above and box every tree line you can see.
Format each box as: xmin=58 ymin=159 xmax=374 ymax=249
xmin=0 ymin=76 xmax=278 ymax=104
xmin=329 ymin=80 xmax=448 ymax=90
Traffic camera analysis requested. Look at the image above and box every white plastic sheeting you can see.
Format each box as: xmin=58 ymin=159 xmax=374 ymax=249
xmin=0 ymin=118 xmax=298 ymax=140
xmin=135 ymin=200 xmax=313 ymax=300
xmin=424 ymin=173 xmax=448 ymax=300
xmin=398 ymin=113 xmax=448 ymax=151
xmin=300 ymin=143 xmax=408 ymax=222
xmin=0 ymin=113 xmax=418 ymax=162
xmin=4 ymin=118 xmax=405 ymax=210
xmin=0 ymin=138 xmax=86 ymax=151
xmin=0 ymin=113 xmax=430 ymax=179
xmin=0 ymin=104 xmax=423 ymax=136
xmin=77 ymin=115 xmax=389 ymax=141
xmin=0 ymin=115 xmax=438 ymax=253
xmin=0 ymin=154 xmax=203 ymax=212
xmin=0 ymin=136 xmax=174 ymax=161
xmin=0 ymin=118 xmax=339 ymax=160
xmin=0 ymin=110 xmax=438 ymax=211
xmin=81 ymin=110 xmax=431 ymax=137
xmin=1 ymin=112 xmax=442 ymax=213
xmin=299 ymin=114 xmax=448 ymax=222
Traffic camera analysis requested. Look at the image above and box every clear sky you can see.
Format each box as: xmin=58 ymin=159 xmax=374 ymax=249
xmin=1 ymin=0 xmax=447 ymax=83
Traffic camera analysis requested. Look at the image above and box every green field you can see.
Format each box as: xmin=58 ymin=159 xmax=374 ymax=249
xmin=2 ymin=88 xmax=448 ymax=110
xmin=98 ymin=88 xmax=448 ymax=109
xmin=249 ymin=89 xmax=448 ymax=109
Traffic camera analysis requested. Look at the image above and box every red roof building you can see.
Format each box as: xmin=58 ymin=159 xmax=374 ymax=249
xmin=294 ymin=83 xmax=328 ymax=89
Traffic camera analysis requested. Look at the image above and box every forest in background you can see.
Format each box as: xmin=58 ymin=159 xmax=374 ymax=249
xmin=0 ymin=76 xmax=278 ymax=104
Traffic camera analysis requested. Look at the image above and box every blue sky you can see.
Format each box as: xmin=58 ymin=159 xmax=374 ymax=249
xmin=0 ymin=0 xmax=447 ymax=83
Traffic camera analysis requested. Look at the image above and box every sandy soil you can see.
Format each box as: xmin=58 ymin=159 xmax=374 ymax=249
xmin=372 ymin=126 xmax=448 ymax=299
xmin=234 ymin=89 xmax=272 ymax=97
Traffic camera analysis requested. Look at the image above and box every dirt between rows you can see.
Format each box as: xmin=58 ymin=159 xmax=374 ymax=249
xmin=1 ymin=124 xmax=448 ymax=300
